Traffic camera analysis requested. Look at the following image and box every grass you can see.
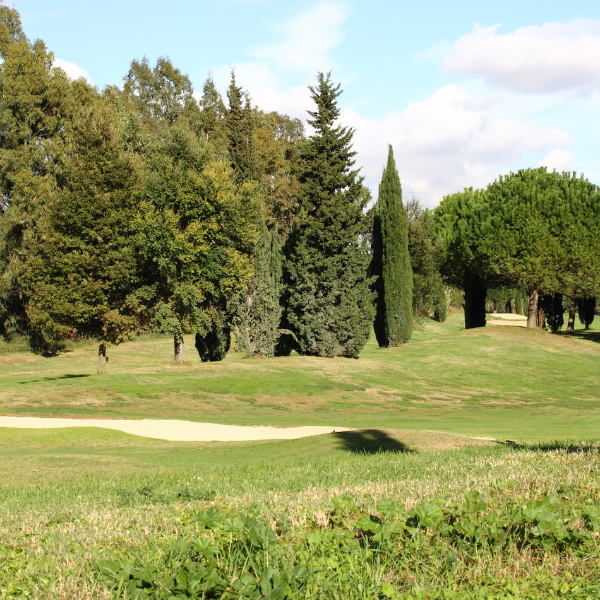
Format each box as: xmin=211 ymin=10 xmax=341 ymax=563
xmin=1 ymin=313 xmax=599 ymax=439
xmin=1 ymin=441 xmax=600 ymax=598
xmin=1 ymin=313 xmax=600 ymax=598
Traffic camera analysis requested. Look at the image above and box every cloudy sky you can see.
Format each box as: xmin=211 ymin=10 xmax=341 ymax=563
xmin=10 ymin=0 xmax=600 ymax=206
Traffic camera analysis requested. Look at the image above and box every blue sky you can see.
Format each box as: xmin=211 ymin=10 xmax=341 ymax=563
xmin=9 ymin=0 xmax=600 ymax=206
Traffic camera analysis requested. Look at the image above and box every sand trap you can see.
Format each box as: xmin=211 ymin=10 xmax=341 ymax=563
xmin=487 ymin=312 xmax=527 ymax=327
xmin=0 ymin=416 xmax=352 ymax=442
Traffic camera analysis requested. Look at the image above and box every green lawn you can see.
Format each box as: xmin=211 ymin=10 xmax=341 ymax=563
xmin=1 ymin=313 xmax=599 ymax=440
xmin=1 ymin=316 xmax=600 ymax=599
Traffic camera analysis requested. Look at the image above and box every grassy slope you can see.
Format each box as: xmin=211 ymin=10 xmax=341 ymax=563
xmin=0 ymin=313 xmax=599 ymax=439
xmin=2 ymin=443 xmax=599 ymax=599
xmin=1 ymin=316 xmax=600 ymax=598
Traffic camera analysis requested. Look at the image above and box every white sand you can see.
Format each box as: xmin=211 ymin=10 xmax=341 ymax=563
xmin=0 ymin=416 xmax=352 ymax=442
xmin=487 ymin=312 xmax=527 ymax=327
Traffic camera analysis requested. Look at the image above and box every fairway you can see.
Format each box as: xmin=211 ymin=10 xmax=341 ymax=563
xmin=1 ymin=313 xmax=599 ymax=440
xmin=2 ymin=314 xmax=600 ymax=598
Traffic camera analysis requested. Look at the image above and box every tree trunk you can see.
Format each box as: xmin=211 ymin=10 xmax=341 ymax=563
xmin=174 ymin=334 xmax=185 ymax=362
xmin=527 ymin=291 xmax=539 ymax=328
xmin=566 ymin=298 xmax=576 ymax=334
xmin=464 ymin=279 xmax=487 ymax=329
xmin=98 ymin=343 xmax=107 ymax=374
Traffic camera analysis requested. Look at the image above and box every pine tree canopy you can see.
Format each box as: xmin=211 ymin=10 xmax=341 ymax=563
xmin=436 ymin=168 xmax=600 ymax=328
xmin=285 ymin=72 xmax=374 ymax=358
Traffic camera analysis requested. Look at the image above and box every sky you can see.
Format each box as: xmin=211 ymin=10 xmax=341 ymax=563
xmin=7 ymin=0 xmax=600 ymax=206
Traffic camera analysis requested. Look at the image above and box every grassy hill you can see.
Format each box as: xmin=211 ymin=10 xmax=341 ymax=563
xmin=1 ymin=313 xmax=598 ymax=439
xmin=1 ymin=314 xmax=599 ymax=598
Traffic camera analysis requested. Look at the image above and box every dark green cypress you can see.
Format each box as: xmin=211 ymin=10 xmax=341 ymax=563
xmin=284 ymin=72 xmax=374 ymax=358
xmin=372 ymin=146 xmax=413 ymax=346
xmin=195 ymin=310 xmax=230 ymax=362
xmin=578 ymin=297 xmax=596 ymax=330
xmin=515 ymin=290 xmax=524 ymax=315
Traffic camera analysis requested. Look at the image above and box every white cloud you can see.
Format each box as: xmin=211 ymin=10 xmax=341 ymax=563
xmin=252 ymin=1 xmax=346 ymax=72
xmin=212 ymin=61 xmax=278 ymax=97
xmin=207 ymin=2 xmax=346 ymax=118
xmin=445 ymin=20 xmax=600 ymax=94
xmin=539 ymin=149 xmax=573 ymax=172
xmin=53 ymin=58 xmax=92 ymax=84
xmin=339 ymin=84 xmax=571 ymax=206
xmin=252 ymin=84 xmax=313 ymax=120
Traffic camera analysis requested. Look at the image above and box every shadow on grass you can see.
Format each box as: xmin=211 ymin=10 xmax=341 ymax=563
xmin=332 ymin=429 xmax=413 ymax=454
xmin=502 ymin=440 xmax=600 ymax=453
xmin=570 ymin=331 xmax=600 ymax=344
xmin=19 ymin=374 xmax=91 ymax=385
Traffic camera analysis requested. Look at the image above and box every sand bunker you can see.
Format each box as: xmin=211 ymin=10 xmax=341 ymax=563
xmin=487 ymin=312 xmax=527 ymax=328
xmin=0 ymin=416 xmax=352 ymax=442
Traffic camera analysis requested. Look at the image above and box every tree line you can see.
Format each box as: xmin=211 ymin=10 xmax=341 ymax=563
xmin=3 ymin=6 xmax=596 ymax=372
xmin=0 ymin=6 xmax=437 ymax=370
xmin=438 ymin=169 xmax=600 ymax=332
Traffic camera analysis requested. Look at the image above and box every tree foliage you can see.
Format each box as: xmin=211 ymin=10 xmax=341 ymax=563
xmin=229 ymin=225 xmax=282 ymax=357
xmin=136 ymin=126 xmax=259 ymax=359
xmin=22 ymin=103 xmax=144 ymax=370
xmin=284 ymin=73 xmax=374 ymax=358
xmin=372 ymin=146 xmax=413 ymax=347
xmin=437 ymin=168 xmax=600 ymax=329
xmin=0 ymin=25 xmax=94 ymax=338
xmin=123 ymin=56 xmax=201 ymax=132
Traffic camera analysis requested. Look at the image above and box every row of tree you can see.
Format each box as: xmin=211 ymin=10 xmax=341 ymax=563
xmin=1 ymin=6 xmax=446 ymax=370
xmin=6 ymin=5 xmax=588 ymax=371
xmin=437 ymin=168 xmax=600 ymax=330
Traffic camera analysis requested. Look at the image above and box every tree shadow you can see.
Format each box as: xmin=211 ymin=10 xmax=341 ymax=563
xmin=18 ymin=374 xmax=91 ymax=385
xmin=500 ymin=440 xmax=600 ymax=454
xmin=570 ymin=331 xmax=600 ymax=344
xmin=332 ymin=429 xmax=413 ymax=454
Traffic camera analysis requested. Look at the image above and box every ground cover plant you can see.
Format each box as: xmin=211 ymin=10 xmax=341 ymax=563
xmin=1 ymin=438 xmax=600 ymax=599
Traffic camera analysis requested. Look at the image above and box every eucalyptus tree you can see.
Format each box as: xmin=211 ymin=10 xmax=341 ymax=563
xmin=123 ymin=56 xmax=201 ymax=133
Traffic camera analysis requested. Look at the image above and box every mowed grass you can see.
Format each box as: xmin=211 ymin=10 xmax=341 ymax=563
xmin=0 ymin=313 xmax=599 ymax=439
xmin=2 ymin=440 xmax=600 ymax=599
xmin=1 ymin=317 xmax=600 ymax=598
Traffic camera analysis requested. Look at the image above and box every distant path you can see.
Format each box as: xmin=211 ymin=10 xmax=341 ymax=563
xmin=0 ymin=416 xmax=352 ymax=442
xmin=487 ymin=312 xmax=527 ymax=328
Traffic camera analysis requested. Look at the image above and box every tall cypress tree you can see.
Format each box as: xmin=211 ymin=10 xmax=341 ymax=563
xmin=372 ymin=146 xmax=413 ymax=346
xmin=284 ymin=72 xmax=374 ymax=358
